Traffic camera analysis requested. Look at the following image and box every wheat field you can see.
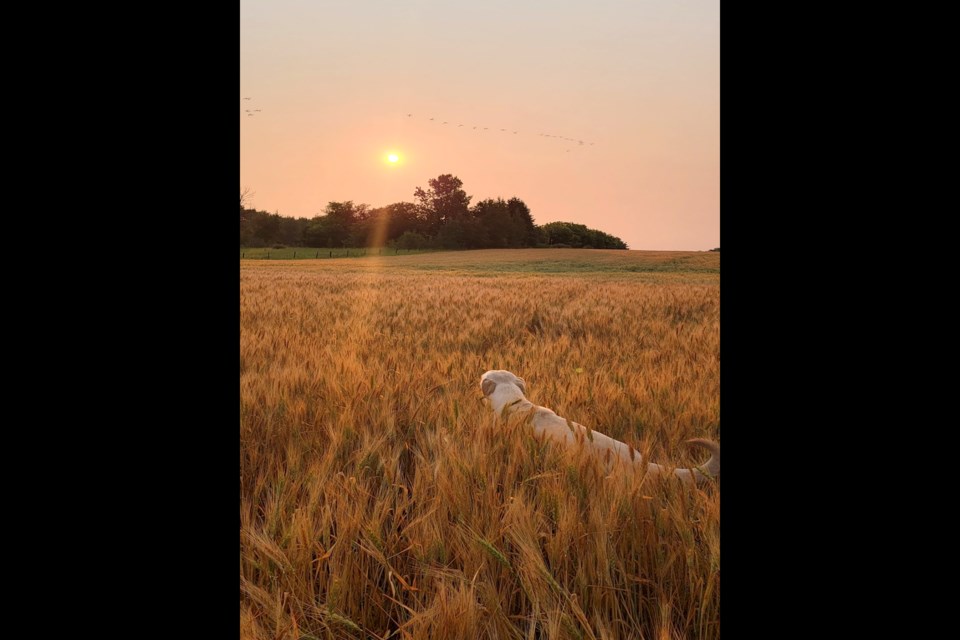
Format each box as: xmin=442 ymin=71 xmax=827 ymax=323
xmin=240 ymin=249 xmax=720 ymax=639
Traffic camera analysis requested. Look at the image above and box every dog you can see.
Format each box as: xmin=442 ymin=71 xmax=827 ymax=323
xmin=480 ymin=370 xmax=719 ymax=484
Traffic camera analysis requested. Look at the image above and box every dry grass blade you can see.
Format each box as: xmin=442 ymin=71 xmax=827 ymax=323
xmin=240 ymin=251 xmax=720 ymax=639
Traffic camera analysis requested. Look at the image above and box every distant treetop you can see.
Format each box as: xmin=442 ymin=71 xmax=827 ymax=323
xmin=240 ymin=174 xmax=629 ymax=250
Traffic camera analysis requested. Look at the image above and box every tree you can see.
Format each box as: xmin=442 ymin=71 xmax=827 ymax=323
xmin=303 ymin=216 xmax=337 ymax=248
xmin=278 ymin=216 xmax=310 ymax=246
xmin=240 ymin=210 xmax=253 ymax=246
xmin=414 ymin=174 xmax=472 ymax=237
xmin=240 ymin=187 xmax=255 ymax=244
xmin=254 ymin=211 xmax=281 ymax=245
xmin=383 ymin=202 xmax=425 ymax=239
xmin=303 ymin=201 xmax=369 ymax=247
xmin=393 ymin=231 xmax=430 ymax=250
xmin=540 ymin=222 xmax=627 ymax=249
xmin=470 ymin=197 xmax=538 ymax=248
xmin=353 ymin=202 xmax=424 ymax=247
xmin=472 ymin=198 xmax=511 ymax=248
xmin=240 ymin=187 xmax=254 ymax=210
xmin=507 ymin=197 xmax=537 ymax=247
xmin=541 ymin=221 xmax=575 ymax=246
xmin=436 ymin=215 xmax=483 ymax=249
xmin=239 ymin=179 xmax=629 ymax=251
xmin=240 ymin=209 xmax=282 ymax=246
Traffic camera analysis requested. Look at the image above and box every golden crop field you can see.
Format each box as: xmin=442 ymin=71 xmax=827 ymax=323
xmin=240 ymin=249 xmax=720 ymax=639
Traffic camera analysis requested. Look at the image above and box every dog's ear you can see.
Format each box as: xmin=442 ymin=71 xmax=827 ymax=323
xmin=481 ymin=378 xmax=497 ymax=397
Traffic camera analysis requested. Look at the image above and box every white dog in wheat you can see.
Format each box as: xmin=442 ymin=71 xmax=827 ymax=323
xmin=480 ymin=370 xmax=719 ymax=484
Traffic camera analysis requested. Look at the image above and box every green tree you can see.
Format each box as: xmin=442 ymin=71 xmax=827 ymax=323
xmin=353 ymin=202 xmax=424 ymax=247
xmin=240 ymin=210 xmax=253 ymax=246
xmin=507 ymin=197 xmax=537 ymax=247
xmin=472 ymin=198 xmax=512 ymax=248
xmin=240 ymin=209 xmax=281 ymax=247
xmin=414 ymin=174 xmax=472 ymax=237
xmin=383 ymin=202 xmax=425 ymax=238
xmin=254 ymin=211 xmax=281 ymax=245
xmin=436 ymin=215 xmax=483 ymax=249
xmin=303 ymin=201 xmax=368 ymax=247
xmin=278 ymin=217 xmax=310 ymax=246
xmin=393 ymin=231 xmax=430 ymax=250
xmin=303 ymin=216 xmax=336 ymax=247
xmin=540 ymin=222 xmax=627 ymax=249
xmin=240 ymin=188 xmax=255 ymax=245
xmin=472 ymin=197 xmax=537 ymax=248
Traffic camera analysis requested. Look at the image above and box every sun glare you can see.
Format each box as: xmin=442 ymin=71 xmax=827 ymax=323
xmin=388 ymin=153 xmax=399 ymax=163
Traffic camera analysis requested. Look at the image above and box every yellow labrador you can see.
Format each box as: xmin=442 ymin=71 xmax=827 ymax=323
xmin=480 ymin=370 xmax=719 ymax=484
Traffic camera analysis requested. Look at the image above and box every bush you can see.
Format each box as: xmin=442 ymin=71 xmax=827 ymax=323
xmin=393 ymin=231 xmax=430 ymax=250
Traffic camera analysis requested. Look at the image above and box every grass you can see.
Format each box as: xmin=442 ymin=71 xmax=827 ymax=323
xmin=241 ymin=248 xmax=720 ymax=282
xmin=240 ymin=249 xmax=720 ymax=639
xmin=240 ymin=246 xmax=436 ymax=260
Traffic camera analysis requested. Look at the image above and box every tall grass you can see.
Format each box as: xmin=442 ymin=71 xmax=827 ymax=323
xmin=240 ymin=253 xmax=720 ymax=639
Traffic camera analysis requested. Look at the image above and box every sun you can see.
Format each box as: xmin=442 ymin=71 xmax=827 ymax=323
xmin=388 ymin=153 xmax=399 ymax=163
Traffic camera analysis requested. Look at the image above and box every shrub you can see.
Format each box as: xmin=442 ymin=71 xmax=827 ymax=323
xmin=394 ymin=231 xmax=429 ymax=250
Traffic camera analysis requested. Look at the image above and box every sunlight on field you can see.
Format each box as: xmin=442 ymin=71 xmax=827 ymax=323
xmin=240 ymin=251 xmax=720 ymax=639
xmin=241 ymin=248 xmax=720 ymax=279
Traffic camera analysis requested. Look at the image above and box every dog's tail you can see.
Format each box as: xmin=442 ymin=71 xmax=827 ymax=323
xmin=685 ymin=438 xmax=720 ymax=481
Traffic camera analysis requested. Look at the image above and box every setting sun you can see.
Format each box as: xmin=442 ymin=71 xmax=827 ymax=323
xmin=388 ymin=153 xmax=399 ymax=163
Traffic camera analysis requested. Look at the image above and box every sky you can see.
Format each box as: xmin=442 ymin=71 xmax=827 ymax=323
xmin=240 ymin=0 xmax=719 ymax=250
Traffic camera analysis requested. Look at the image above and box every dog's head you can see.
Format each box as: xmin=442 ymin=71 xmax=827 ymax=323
xmin=481 ymin=370 xmax=526 ymax=397
xmin=480 ymin=370 xmax=527 ymax=414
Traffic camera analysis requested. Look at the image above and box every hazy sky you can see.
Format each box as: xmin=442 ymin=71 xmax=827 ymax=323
xmin=240 ymin=0 xmax=718 ymax=250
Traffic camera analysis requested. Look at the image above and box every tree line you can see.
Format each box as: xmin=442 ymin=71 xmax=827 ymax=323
xmin=240 ymin=174 xmax=628 ymax=250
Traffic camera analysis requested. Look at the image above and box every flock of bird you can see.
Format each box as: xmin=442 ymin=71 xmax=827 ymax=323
xmin=241 ymin=97 xmax=262 ymax=116
xmin=404 ymin=112 xmax=595 ymax=152
xmin=241 ymin=98 xmax=593 ymax=153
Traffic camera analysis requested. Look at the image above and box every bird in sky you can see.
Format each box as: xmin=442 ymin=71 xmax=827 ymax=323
xmin=402 ymin=111 xmax=595 ymax=149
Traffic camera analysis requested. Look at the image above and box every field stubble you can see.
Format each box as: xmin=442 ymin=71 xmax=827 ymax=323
xmin=240 ymin=252 xmax=720 ymax=639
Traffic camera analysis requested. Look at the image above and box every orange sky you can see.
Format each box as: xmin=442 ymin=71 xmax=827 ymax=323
xmin=240 ymin=0 xmax=719 ymax=250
